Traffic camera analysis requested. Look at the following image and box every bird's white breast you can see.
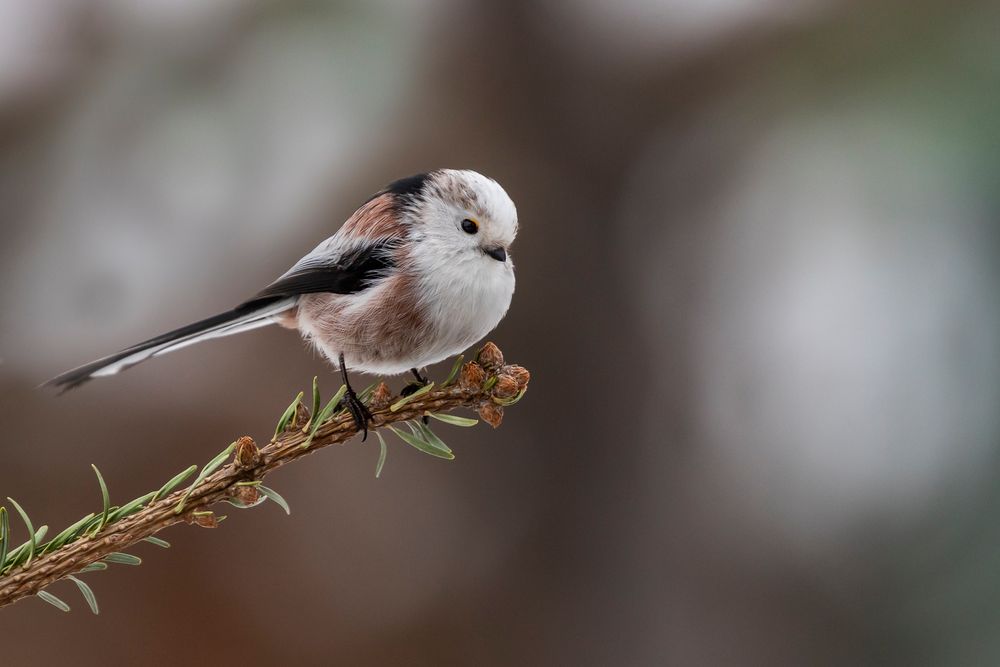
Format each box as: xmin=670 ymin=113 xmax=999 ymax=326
xmin=414 ymin=251 xmax=515 ymax=366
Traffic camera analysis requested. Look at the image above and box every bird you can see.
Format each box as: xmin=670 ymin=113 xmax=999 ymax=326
xmin=47 ymin=169 xmax=518 ymax=438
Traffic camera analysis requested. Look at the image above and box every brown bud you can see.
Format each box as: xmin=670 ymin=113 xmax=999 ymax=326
xmin=478 ymin=402 xmax=504 ymax=428
xmin=369 ymin=382 xmax=393 ymax=410
xmin=492 ymin=374 xmax=520 ymax=399
xmin=230 ymin=484 xmax=261 ymax=506
xmin=459 ymin=361 xmax=487 ymax=391
xmin=502 ymin=364 xmax=531 ymax=390
xmin=190 ymin=512 xmax=219 ymax=528
xmin=476 ymin=342 xmax=504 ymax=372
xmin=233 ymin=436 xmax=261 ymax=470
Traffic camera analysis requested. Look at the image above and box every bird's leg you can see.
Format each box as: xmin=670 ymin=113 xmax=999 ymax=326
xmin=338 ymin=353 xmax=373 ymax=441
xmin=401 ymin=367 xmax=431 ymax=424
xmin=401 ymin=368 xmax=429 ymax=396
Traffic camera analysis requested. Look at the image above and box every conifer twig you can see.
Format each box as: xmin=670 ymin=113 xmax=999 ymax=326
xmin=0 ymin=343 xmax=528 ymax=612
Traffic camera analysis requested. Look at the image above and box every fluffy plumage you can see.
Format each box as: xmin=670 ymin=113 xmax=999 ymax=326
xmin=48 ymin=169 xmax=518 ymax=390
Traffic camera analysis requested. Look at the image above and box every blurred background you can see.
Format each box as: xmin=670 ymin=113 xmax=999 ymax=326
xmin=2 ymin=0 xmax=1000 ymax=664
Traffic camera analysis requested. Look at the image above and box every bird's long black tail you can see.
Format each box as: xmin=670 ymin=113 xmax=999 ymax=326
xmin=46 ymin=296 xmax=297 ymax=391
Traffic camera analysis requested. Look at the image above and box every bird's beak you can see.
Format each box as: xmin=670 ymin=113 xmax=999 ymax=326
xmin=485 ymin=246 xmax=507 ymax=262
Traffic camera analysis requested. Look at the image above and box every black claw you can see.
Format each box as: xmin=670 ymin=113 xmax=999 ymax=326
xmin=400 ymin=382 xmax=422 ymax=397
xmin=405 ymin=368 xmax=430 ymax=424
xmin=402 ymin=367 xmax=430 ymax=398
xmin=338 ymin=352 xmax=374 ymax=441
xmin=341 ymin=388 xmax=374 ymax=441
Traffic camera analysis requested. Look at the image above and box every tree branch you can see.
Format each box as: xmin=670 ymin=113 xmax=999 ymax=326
xmin=0 ymin=343 xmax=528 ymax=612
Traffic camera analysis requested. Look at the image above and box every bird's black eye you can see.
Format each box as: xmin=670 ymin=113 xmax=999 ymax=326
xmin=461 ymin=219 xmax=479 ymax=234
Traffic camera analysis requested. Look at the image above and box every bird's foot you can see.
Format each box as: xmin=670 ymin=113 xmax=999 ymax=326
xmin=400 ymin=381 xmax=427 ymax=397
xmin=341 ymin=387 xmax=374 ymax=441
xmin=402 ymin=367 xmax=430 ymax=396
xmin=401 ymin=368 xmax=431 ymax=424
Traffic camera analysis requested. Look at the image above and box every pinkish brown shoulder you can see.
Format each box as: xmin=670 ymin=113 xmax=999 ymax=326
xmin=340 ymin=193 xmax=408 ymax=242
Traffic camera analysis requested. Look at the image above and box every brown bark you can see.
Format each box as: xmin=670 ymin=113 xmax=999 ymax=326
xmin=0 ymin=351 xmax=529 ymax=610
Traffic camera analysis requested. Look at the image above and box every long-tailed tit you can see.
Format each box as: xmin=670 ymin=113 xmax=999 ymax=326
xmin=48 ymin=169 xmax=518 ymax=436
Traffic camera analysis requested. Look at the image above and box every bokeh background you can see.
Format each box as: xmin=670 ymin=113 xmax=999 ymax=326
xmin=2 ymin=1 xmax=1000 ymax=664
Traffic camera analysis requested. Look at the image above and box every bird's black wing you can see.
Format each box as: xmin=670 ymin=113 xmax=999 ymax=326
xmin=247 ymin=240 xmax=397 ymax=304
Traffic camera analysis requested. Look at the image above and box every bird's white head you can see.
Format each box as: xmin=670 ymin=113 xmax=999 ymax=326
xmin=413 ymin=169 xmax=518 ymax=267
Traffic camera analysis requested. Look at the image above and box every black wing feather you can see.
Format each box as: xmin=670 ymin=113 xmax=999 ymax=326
xmin=250 ymin=240 xmax=396 ymax=302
